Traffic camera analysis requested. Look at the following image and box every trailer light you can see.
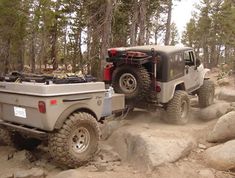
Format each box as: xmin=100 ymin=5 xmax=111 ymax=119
xmin=38 ymin=101 xmax=46 ymax=113
xmin=156 ymin=85 xmax=161 ymax=92
xmin=108 ymin=48 xmax=117 ymax=57
xmin=50 ymin=99 xmax=57 ymax=105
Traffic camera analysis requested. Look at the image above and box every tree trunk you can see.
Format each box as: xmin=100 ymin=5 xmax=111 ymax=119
xmin=17 ymin=42 xmax=24 ymax=72
xmin=164 ymin=0 xmax=172 ymax=45
xmin=203 ymin=45 xmax=210 ymax=68
xmin=130 ymin=1 xmax=139 ymax=46
xmin=100 ymin=0 xmax=114 ymax=80
xmin=50 ymin=23 xmax=58 ymax=70
xmin=138 ymin=0 xmax=147 ymax=45
xmin=86 ymin=24 xmax=92 ymax=74
xmin=3 ymin=39 xmax=11 ymax=74
xmin=30 ymin=32 xmax=36 ymax=73
xmin=145 ymin=19 xmax=151 ymax=45
xmin=78 ymin=29 xmax=83 ymax=70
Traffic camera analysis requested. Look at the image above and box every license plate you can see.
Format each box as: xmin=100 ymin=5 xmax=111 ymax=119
xmin=14 ymin=106 xmax=26 ymax=118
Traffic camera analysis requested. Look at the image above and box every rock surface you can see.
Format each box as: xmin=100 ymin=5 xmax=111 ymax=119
xmin=207 ymin=111 xmax=235 ymax=142
xmin=197 ymin=169 xmax=215 ymax=178
xmin=204 ymin=140 xmax=235 ymax=170
xmin=14 ymin=168 xmax=46 ymax=178
xmin=218 ymin=88 xmax=235 ymax=102
xmin=53 ymin=170 xmax=79 ymax=178
xmin=196 ymin=102 xmax=232 ymax=121
xmin=108 ymin=127 xmax=196 ymax=171
xmin=100 ymin=120 xmax=127 ymax=140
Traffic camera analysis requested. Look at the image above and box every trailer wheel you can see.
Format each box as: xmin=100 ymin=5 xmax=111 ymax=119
xmin=198 ymin=80 xmax=215 ymax=108
xmin=0 ymin=128 xmax=13 ymax=146
xmin=164 ymin=90 xmax=190 ymax=125
xmin=48 ymin=112 xmax=100 ymax=168
xmin=112 ymin=65 xmax=151 ymax=101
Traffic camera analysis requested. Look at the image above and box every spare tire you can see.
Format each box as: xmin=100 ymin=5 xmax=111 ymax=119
xmin=112 ymin=65 xmax=151 ymax=101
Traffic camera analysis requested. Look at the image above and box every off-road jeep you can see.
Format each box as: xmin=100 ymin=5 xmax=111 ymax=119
xmin=104 ymin=45 xmax=215 ymax=124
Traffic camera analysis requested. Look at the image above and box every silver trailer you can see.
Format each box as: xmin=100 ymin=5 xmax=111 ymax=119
xmin=0 ymin=81 xmax=125 ymax=168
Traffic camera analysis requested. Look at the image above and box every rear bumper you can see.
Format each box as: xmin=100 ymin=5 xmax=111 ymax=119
xmin=0 ymin=120 xmax=48 ymax=140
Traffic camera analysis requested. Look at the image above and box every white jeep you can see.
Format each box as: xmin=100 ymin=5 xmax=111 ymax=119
xmin=104 ymin=45 xmax=215 ymax=124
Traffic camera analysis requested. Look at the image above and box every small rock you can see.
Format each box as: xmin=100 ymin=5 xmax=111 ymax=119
xmin=53 ymin=170 xmax=78 ymax=178
xmin=218 ymin=88 xmax=235 ymax=102
xmin=94 ymin=163 xmax=107 ymax=172
xmin=231 ymin=103 xmax=235 ymax=111
xmin=195 ymin=149 xmax=204 ymax=154
xmin=217 ymin=78 xmax=230 ymax=86
xmin=1 ymin=173 xmax=14 ymax=178
xmin=94 ymin=144 xmax=121 ymax=163
xmin=133 ymin=170 xmax=138 ymax=174
xmin=204 ymin=140 xmax=235 ymax=170
xmin=198 ymin=143 xmax=207 ymax=149
xmin=207 ymin=111 xmax=235 ymax=143
xmin=14 ymin=168 xmax=46 ymax=178
xmin=143 ymin=123 xmax=150 ymax=129
xmin=198 ymin=169 xmax=215 ymax=178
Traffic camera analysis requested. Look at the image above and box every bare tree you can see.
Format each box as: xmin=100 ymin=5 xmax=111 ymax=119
xmin=130 ymin=1 xmax=139 ymax=46
xmin=138 ymin=0 xmax=147 ymax=45
xmin=100 ymin=0 xmax=114 ymax=79
xmin=164 ymin=0 xmax=172 ymax=45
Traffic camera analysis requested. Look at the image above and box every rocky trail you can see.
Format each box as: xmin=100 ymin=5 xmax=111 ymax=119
xmin=1 ymin=72 xmax=235 ymax=178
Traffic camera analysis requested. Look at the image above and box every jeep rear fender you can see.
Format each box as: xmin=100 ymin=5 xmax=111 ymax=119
xmin=158 ymin=80 xmax=187 ymax=103
xmin=199 ymin=64 xmax=210 ymax=85
xmin=54 ymin=103 xmax=98 ymax=130
xmin=171 ymin=82 xmax=186 ymax=98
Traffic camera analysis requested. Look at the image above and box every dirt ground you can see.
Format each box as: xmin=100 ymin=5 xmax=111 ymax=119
xmin=0 ymin=69 xmax=235 ymax=178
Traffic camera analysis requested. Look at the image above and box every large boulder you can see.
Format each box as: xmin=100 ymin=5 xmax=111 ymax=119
xmin=207 ymin=111 xmax=235 ymax=143
xmin=204 ymin=140 xmax=235 ymax=170
xmin=218 ymin=88 xmax=235 ymax=102
xmin=108 ymin=127 xmax=196 ymax=171
xmin=196 ymin=102 xmax=232 ymax=121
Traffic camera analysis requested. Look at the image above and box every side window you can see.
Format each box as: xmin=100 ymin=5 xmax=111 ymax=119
xmin=184 ymin=51 xmax=194 ymax=66
xmin=169 ymin=53 xmax=184 ymax=80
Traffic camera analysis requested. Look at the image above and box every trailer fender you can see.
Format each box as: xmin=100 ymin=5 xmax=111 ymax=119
xmin=54 ymin=103 xmax=98 ymax=130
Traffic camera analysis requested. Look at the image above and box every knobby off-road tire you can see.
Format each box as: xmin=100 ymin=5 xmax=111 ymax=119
xmin=48 ymin=112 xmax=100 ymax=168
xmin=0 ymin=128 xmax=13 ymax=146
xmin=198 ymin=80 xmax=215 ymax=108
xmin=112 ymin=65 xmax=151 ymax=101
xmin=164 ymin=90 xmax=190 ymax=125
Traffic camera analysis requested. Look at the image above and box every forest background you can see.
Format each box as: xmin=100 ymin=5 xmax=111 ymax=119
xmin=0 ymin=0 xmax=234 ymax=78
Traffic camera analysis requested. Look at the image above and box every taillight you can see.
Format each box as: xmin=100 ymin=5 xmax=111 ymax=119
xmin=156 ymin=85 xmax=161 ymax=92
xmin=108 ymin=48 xmax=117 ymax=57
xmin=38 ymin=101 xmax=46 ymax=113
